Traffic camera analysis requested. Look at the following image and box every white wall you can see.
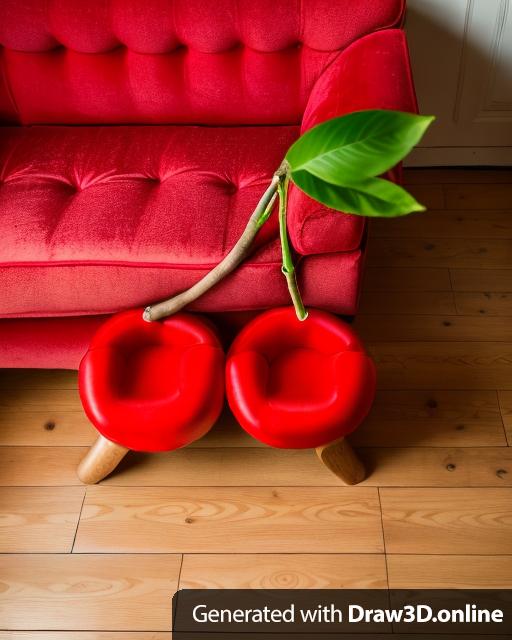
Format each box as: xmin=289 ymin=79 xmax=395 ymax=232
xmin=406 ymin=0 xmax=512 ymax=165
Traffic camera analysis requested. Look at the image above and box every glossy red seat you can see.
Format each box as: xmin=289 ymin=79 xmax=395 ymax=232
xmin=77 ymin=309 xmax=224 ymax=483
xmin=226 ymin=307 xmax=376 ymax=483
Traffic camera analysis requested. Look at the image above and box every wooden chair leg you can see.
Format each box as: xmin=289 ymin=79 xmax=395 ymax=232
xmin=77 ymin=434 xmax=129 ymax=484
xmin=316 ymin=437 xmax=366 ymax=485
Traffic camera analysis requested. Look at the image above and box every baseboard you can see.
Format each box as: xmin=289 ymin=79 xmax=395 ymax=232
xmin=405 ymin=147 xmax=512 ymax=167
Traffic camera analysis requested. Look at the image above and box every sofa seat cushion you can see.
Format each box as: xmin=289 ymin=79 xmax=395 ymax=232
xmin=0 ymin=125 xmax=364 ymax=317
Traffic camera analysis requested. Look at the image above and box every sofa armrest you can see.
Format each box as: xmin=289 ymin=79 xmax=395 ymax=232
xmin=288 ymin=28 xmax=418 ymax=256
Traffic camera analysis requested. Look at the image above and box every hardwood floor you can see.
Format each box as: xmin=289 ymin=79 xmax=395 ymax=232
xmin=0 ymin=169 xmax=511 ymax=636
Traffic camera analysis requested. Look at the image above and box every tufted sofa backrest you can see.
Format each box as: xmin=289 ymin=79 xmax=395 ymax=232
xmin=0 ymin=0 xmax=404 ymax=125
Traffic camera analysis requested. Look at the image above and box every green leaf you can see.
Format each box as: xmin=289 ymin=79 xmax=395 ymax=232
xmin=286 ymin=110 xmax=434 ymax=184
xmin=291 ymin=170 xmax=426 ymax=217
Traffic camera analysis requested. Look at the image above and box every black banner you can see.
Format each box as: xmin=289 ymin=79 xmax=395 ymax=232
xmin=172 ymin=589 xmax=512 ymax=637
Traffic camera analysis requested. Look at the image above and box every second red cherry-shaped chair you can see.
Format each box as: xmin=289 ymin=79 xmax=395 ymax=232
xmin=77 ymin=310 xmax=225 ymax=483
xmin=226 ymin=307 xmax=376 ymax=484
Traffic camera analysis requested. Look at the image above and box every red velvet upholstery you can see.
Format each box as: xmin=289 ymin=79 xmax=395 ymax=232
xmin=0 ymin=0 xmax=404 ymax=125
xmin=226 ymin=307 xmax=376 ymax=448
xmin=79 ymin=310 xmax=225 ymax=451
xmin=0 ymin=125 xmax=364 ymax=318
xmin=0 ymin=0 xmax=417 ymax=368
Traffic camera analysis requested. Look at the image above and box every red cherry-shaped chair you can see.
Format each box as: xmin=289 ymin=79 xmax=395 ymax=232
xmin=226 ymin=307 xmax=376 ymax=484
xmin=77 ymin=310 xmax=224 ymax=484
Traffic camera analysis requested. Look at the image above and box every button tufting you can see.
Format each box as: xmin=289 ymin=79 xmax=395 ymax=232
xmin=223 ymin=180 xmax=238 ymax=195
xmin=169 ymin=43 xmax=187 ymax=53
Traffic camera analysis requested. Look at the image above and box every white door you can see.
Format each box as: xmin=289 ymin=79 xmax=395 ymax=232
xmin=406 ymin=0 xmax=512 ymax=165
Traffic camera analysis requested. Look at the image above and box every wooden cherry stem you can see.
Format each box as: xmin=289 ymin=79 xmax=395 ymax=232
xmin=143 ymin=163 xmax=288 ymax=322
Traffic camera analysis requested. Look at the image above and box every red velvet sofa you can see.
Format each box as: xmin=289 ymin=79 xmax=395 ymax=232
xmin=0 ymin=0 xmax=417 ymax=369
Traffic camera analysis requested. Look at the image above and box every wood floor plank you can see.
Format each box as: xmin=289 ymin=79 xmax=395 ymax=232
xmin=1 ymin=391 xmax=507 ymax=489
xmin=355 ymin=390 xmax=507 ymax=447
xmin=97 ymin=447 xmax=512 ymax=488
xmin=358 ymin=291 xmax=455 ymax=315
xmin=99 ymin=446 xmax=512 ymax=488
xmin=403 ymin=168 xmax=512 ymax=184
xmin=101 ymin=448 xmax=339 ymax=486
xmin=371 ymin=210 xmax=512 ymax=239
xmin=367 ymin=237 xmax=512 ymax=269
xmin=360 ymin=447 xmax=512 ymax=487
xmin=0 ymin=369 xmax=78 ymax=390
xmin=0 ymin=411 xmax=95 ymax=446
xmin=444 ymin=183 xmax=512 ymax=209
xmin=387 ymin=555 xmax=512 ymax=588
xmin=0 ymin=446 xmax=354 ymax=487
xmin=180 ymin=554 xmax=387 ymax=589
xmin=498 ymin=390 xmax=512 ymax=445
xmin=368 ymin=342 xmax=512 ymax=390
xmin=450 ymin=268 xmax=512 ymax=292
xmin=2 ymin=384 xmax=508 ymax=451
xmin=6 ymin=444 xmax=507 ymax=491
xmin=0 ymin=487 xmax=85 ymax=552
xmin=355 ymin=314 xmax=512 ymax=342
xmin=380 ymin=488 xmax=512 ymax=554
xmin=0 ymin=388 xmax=81 ymax=411
xmin=405 ymin=184 xmax=445 ymax=209
xmin=6 ymin=435 xmax=505 ymax=490
xmin=190 ymin=407 xmax=264 ymax=448
xmin=0 ymin=446 xmax=85 ymax=486
xmin=362 ymin=267 xmax=451 ymax=292
xmin=0 ymin=405 xmax=258 ymax=449
xmin=0 ymin=634 xmax=168 ymax=639
xmin=74 ymin=486 xmax=384 ymax=553
xmin=0 ymin=554 xmax=180 ymax=631
xmin=455 ymin=292 xmax=512 ymax=316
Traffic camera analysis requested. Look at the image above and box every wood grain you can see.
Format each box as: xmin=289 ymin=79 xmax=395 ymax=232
xmin=358 ymin=291 xmax=455 ymax=315
xmin=0 ymin=404 xmax=258 ymax=449
xmin=403 ymin=168 xmax=512 ymax=184
xmin=405 ymin=184 xmax=445 ymax=209
xmin=0 ymin=487 xmax=85 ymax=552
xmin=4 ymin=384 xmax=508 ymax=450
xmin=190 ymin=406 xmax=264 ymax=448
xmin=498 ymin=390 xmax=512 ymax=444
xmin=355 ymin=314 xmax=512 ymax=342
xmin=451 ymin=268 xmax=512 ymax=292
xmin=74 ymin=486 xmax=384 ymax=553
xmin=444 ymin=183 xmax=512 ymax=209
xmin=0 ymin=411 xmax=95 ymax=446
xmin=0 ymin=634 xmax=168 ymax=639
xmin=367 ymin=237 xmax=512 ymax=269
xmin=0 ymin=369 xmax=78 ymax=390
xmin=100 ymin=448 xmax=339 ymax=486
xmin=0 ymin=388 xmax=81 ymax=411
xmin=316 ymin=438 xmax=366 ymax=485
xmin=371 ymin=210 xmax=512 ymax=239
xmin=368 ymin=342 xmax=512 ymax=390
xmin=387 ymin=555 xmax=512 ymax=589
xmin=0 ymin=554 xmax=180 ymax=631
xmin=180 ymin=554 xmax=387 ymax=589
xmin=2 ymin=443 xmax=509 ymax=490
xmin=354 ymin=390 xmax=507 ymax=447
xmin=363 ymin=267 xmax=451 ymax=292
xmin=380 ymin=488 xmax=512 ymax=554
xmin=455 ymin=292 xmax=512 ymax=316
xmin=360 ymin=447 xmax=512 ymax=487
xmin=0 ymin=446 xmax=85 ymax=486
